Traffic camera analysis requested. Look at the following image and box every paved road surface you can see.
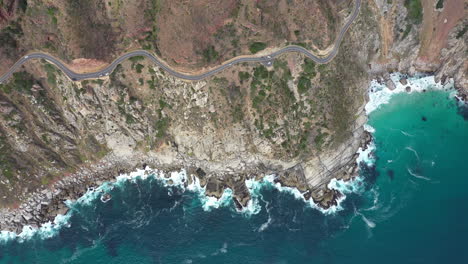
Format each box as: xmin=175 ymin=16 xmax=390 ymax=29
xmin=0 ymin=0 xmax=360 ymax=84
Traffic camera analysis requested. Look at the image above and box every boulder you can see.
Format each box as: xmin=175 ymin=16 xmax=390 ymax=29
xmin=400 ymin=78 xmax=408 ymax=85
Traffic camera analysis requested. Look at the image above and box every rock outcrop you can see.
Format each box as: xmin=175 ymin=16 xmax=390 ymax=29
xmin=0 ymin=0 xmax=466 ymax=233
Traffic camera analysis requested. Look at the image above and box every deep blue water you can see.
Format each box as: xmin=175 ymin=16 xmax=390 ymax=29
xmin=1 ymin=79 xmax=468 ymax=263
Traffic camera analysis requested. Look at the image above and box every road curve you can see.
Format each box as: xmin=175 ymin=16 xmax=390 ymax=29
xmin=0 ymin=0 xmax=360 ymax=84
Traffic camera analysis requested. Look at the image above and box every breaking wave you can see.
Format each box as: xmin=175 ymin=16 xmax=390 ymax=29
xmin=9 ymin=72 xmax=452 ymax=245
xmin=366 ymin=73 xmax=454 ymax=114
xmin=407 ymin=168 xmax=431 ymax=181
xmin=1 ymin=157 xmax=372 ymax=244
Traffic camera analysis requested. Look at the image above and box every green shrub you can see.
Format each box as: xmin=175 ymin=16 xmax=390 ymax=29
xmin=155 ymin=118 xmax=169 ymax=138
xmin=129 ymin=56 xmax=144 ymax=63
xmin=404 ymin=0 xmax=423 ymax=24
xmin=253 ymin=66 xmax=270 ymax=80
xmin=135 ymin=64 xmax=144 ymax=73
xmin=314 ymin=131 xmax=328 ymax=150
xmin=203 ymin=46 xmax=219 ymax=63
xmin=302 ymin=59 xmax=316 ymax=78
xmin=249 ymin=42 xmax=267 ymax=54
xmin=47 ymin=73 xmax=57 ymax=86
xmin=456 ymin=25 xmax=467 ymax=39
xmin=232 ymin=105 xmax=244 ymax=123
xmin=238 ymin=71 xmax=250 ymax=83
xmin=297 ymin=76 xmax=311 ymax=94
xmin=12 ymin=72 xmax=34 ymax=93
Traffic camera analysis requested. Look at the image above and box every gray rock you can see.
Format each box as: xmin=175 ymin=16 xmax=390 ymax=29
xmin=386 ymin=79 xmax=396 ymax=90
xmin=46 ymin=191 xmax=53 ymax=200
xmin=400 ymin=78 xmax=407 ymax=85
xmin=22 ymin=213 xmax=34 ymax=221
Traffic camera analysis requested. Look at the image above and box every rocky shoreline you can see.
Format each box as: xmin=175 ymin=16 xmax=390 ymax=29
xmin=9 ymin=68 xmax=467 ymax=235
xmin=0 ymin=129 xmax=373 ymax=234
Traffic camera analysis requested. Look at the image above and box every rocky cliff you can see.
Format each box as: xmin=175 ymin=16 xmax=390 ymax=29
xmin=0 ymin=0 xmax=466 ymax=232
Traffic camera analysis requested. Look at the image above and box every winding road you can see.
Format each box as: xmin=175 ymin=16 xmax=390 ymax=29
xmin=0 ymin=0 xmax=360 ymax=84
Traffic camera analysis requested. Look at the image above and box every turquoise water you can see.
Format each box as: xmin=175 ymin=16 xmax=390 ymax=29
xmin=1 ymin=82 xmax=468 ymax=263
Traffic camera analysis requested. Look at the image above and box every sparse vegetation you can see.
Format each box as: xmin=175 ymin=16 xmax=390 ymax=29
xmin=0 ymin=135 xmax=14 ymax=181
xmin=92 ymin=79 xmax=104 ymax=86
xmin=4 ymin=72 xmax=35 ymax=94
xmin=129 ymin=56 xmax=145 ymax=63
xmin=436 ymin=0 xmax=444 ymax=9
xmin=249 ymin=42 xmax=267 ymax=54
xmin=135 ymin=64 xmax=145 ymax=73
xmin=44 ymin=63 xmax=57 ymax=86
xmin=159 ymin=99 xmax=171 ymax=109
xmin=0 ymin=21 xmax=23 ymax=57
xmin=155 ymin=118 xmax=169 ymax=138
xmin=401 ymin=24 xmax=412 ymax=40
xmin=140 ymin=0 xmax=162 ymax=54
xmin=18 ymin=0 xmax=28 ymax=12
xmin=291 ymin=42 xmax=308 ymax=49
xmin=66 ymin=0 xmax=117 ymax=59
xmin=456 ymin=24 xmax=467 ymax=39
xmin=404 ymin=0 xmax=423 ymax=24
xmin=202 ymin=46 xmax=219 ymax=63
xmin=297 ymin=76 xmax=311 ymax=94
xmin=47 ymin=6 xmax=58 ymax=25
xmin=231 ymin=105 xmax=244 ymax=123
xmin=253 ymin=65 xmax=271 ymax=80
xmin=238 ymin=72 xmax=250 ymax=83
xmin=302 ymin=59 xmax=316 ymax=79
xmin=147 ymin=76 xmax=157 ymax=90
xmin=314 ymin=131 xmax=328 ymax=150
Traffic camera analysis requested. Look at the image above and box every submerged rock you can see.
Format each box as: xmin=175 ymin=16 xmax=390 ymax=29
xmin=100 ymin=193 xmax=112 ymax=203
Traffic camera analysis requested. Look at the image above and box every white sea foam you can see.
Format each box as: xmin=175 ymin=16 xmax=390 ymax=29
xmin=0 ymin=130 xmax=377 ymax=243
xmin=0 ymin=230 xmax=17 ymax=244
xmin=201 ymin=188 xmax=233 ymax=211
xmin=366 ymin=73 xmax=454 ymax=115
xmin=356 ymin=141 xmax=376 ymax=166
xmin=249 ymin=121 xmax=377 ymax=215
xmin=405 ymin=146 xmax=420 ymax=160
xmin=407 ymin=168 xmax=430 ymax=181
xmin=401 ymin=130 xmax=414 ymax=137
xmin=238 ymin=178 xmax=265 ymax=216
xmin=0 ymin=212 xmax=72 ymax=244
xmin=211 ymin=242 xmax=228 ymax=256
xmin=363 ymin=188 xmax=381 ymax=212
xmin=3 ymin=74 xmax=457 ymax=244
xmin=363 ymin=124 xmax=376 ymax=133
xmin=360 ymin=214 xmax=376 ymax=229
xmin=258 ymin=216 xmax=272 ymax=232
xmin=245 ymin=174 xmax=366 ymax=215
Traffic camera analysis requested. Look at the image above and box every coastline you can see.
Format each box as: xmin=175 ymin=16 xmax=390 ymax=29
xmin=0 ymin=129 xmax=372 ymax=237
xmin=0 ymin=72 xmax=463 ymax=241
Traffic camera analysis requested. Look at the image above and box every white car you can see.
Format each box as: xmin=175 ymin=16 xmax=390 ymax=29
xmin=24 ymin=56 xmax=29 ymax=59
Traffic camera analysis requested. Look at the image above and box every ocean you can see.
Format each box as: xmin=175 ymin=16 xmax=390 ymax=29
xmin=1 ymin=74 xmax=467 ymax=263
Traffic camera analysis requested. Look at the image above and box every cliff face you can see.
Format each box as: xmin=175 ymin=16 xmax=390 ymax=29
xmin=0 ymin=0 xmax=466 ymax=230
xmin=370 ymin=0 xmax=466 ymax=93
xmin=0 ymin=0 xmax=379 ymax=211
